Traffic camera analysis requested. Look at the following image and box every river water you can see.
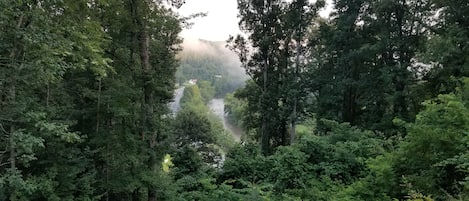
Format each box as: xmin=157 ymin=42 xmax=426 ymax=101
xmin=208 ymin=99 xmax=243 ymax=141
xmin=169 ymin=87 xmax=243 ymax=141
xmin=169 ymin=87 xmax=185 ymax=116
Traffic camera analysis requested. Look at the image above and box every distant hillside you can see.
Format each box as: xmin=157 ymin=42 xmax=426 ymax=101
xmin=176 ymin=39 xmax=248 ymax=97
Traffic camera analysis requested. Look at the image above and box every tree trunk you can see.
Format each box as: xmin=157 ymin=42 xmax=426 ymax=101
xmin=260 ymin=0 xmax=272 ymax=155
xmin=291 ymin=32 xmax=301 ymax=144
xmin=134 ymin=1 xmax=157 ymax=200
xmin=8 ymin=15 xmax=23 ymax=170
xmin=8 ymin=67 xmax=17 ymax=170
xmin=140 ymin=16 xmax=158 ymax=201
xmin=140 ymin=25 xmax=151 ymax=141
xmin=9 ymin=125 xmax=15 ymax=170
xmin=148 ymin=191 xmax=156 ymax=201
xmin=96 ymin=78 xmax=101 ymax=135
xmin=261 ymin=55 xmax=269 ymax=155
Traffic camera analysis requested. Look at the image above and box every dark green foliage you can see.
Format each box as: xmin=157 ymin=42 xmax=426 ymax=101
xmin=422 ymin=0 xmax=469 ymax=95
xmin=174 ymin=110 xmax=214 ymax=147
xmin=1 ymin=0 xmax=469 ymax=200
xmin=300 ymin=120 xmax=385 ymax=184
xmin=334 ymin=154 xmax=397 ymax=201
xmin=0 ymin=0 xmax=109 ymax=199
xmin=177 ymin=83 xmax=235 ymax=150
xmin=338 ymin=79 xmax=469 ymax=200
xmin=217 ymin=121 xmax=383 ymax=200
xmin=229 ymin=80 xmax=262 ymax=139
xmin=230 ymin=0 xmax=324 ymax=153
xmin=180 ymin=85 xmax=206 ymax=113
xmin=309 ymin=0 xmax=429 ymax=134
xmin=221 ymin=143 xmax=270 ymax=185
xmin=224 ymin=92 xmax=247 ymax=128
xmin=394 ymin=93 xmax=469 ymax=199
xmin=0 ymin=0 xmax=185 ymax=200
xmin=197 ymin=80 xmax=216 ymax=103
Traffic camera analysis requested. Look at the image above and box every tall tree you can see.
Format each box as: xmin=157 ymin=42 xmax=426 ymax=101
xmin=229 ymin=0 xmax=286 ymax=154
xmin=363 ymin=0 xmax=429 ymax=132
xmin=230 ymin=0 xmax=323 ymax=153
xmin=0 ymin=0 xmax=110 ymax=199
xmin=87 ymin=0 xmax=183 ymax=200
xmin=310 ymin=0 xmax=371 ymax=130
xmin=310 ymin=0 xmax=429 ymax=134
xmin=284 ymin=0 xmax=324 ymax=143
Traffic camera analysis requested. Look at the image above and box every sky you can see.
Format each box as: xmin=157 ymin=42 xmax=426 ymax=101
xmin=178 ymin=0 xmax=333 ymax=41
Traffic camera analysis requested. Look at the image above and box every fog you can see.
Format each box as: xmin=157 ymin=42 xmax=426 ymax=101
xmin=180 ymin=38 xmax=248 ymax=81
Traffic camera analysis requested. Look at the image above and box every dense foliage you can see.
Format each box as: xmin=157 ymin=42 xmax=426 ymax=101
xmin=1 ymin=0 xmax=469 ymax=200
xmin=224 ymin=0 xmax=469 ymax=200
xmin=0 ymin=0 xmax=184 ymax=200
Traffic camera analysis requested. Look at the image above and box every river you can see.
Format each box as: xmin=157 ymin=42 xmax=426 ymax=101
xmin=169 ymin=87 xmax=243 ymax=141
xmin=208 ymin=98 xmax=243 ymax=141
xmin=169 ymin=87 xmax=185 ymax=116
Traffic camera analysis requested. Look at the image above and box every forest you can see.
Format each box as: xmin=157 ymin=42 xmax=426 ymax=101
xmin=1 ymin=0 xmax=469 ymax=200
xmin=176 ymin=39 xmax=247 ymax=97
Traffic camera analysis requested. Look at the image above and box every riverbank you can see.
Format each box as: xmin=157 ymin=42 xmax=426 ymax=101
xmin=208 ymin=98 xmax=243 ymax=141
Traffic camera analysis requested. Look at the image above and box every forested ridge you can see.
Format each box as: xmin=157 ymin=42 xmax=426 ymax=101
xmin=1 ymin=0 xmax=469 ymax=200
xmin=176 ymin=39 xmax=247 ymax=97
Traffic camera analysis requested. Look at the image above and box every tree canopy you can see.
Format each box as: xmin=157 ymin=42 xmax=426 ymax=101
xmin=1 ymin=0 xmax=469 ymax=200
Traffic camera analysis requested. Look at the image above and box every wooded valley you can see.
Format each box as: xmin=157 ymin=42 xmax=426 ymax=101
xmin=1 ymin=0 xmax=469 ymax=200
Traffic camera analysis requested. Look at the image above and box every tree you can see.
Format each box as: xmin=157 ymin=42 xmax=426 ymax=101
xmin=87 ymin=0 xmax=184 ymax=200
xmin=0 ymin=0 xmax=110 ymax=199
xmin=338 ymin=78 xmax=469 ymax=200
xmin=395 ymin=93 xmax=469 ymax=199
xmin=309 ymin=0 xmax=429 ymax=134
xmin=421 ymin=0 xmax=469 ymax=96
xmin=363 ymin=0 xmax=430 ymax=132
xmin=283 ymin=0 xmax=324 ymax=143
xmin=229 ymin=0 xmax=285 ymax=154
xmin=197 ymin=81 xmax=216 ymax=103
xmin=230 ymin=0 xmax=323 ymax=153
xmin=309 ymin=0 xmax=372 ymax=130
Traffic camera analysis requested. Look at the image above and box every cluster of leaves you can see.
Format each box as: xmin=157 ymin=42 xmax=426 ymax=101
xmin=224 ymin=92 xmax=247 ymax=128
xmin=0 ymin=2 xmax=239 ymax=197
xmin=175 ymin=84 xmax=236 ymax=163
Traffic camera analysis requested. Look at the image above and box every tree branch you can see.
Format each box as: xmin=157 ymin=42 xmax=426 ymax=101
xmin=0 ymin=161 xmax=10 ymax=167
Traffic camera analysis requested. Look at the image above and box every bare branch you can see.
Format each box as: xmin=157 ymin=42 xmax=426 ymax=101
xmin=0 ymin=161 xmax=10 ymax=167
xmin=0 ymin=123 xmax=8 ymax=134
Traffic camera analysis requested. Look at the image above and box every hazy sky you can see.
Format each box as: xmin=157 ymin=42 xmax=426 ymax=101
xmin=178 ymin=0 xmax=333 ymax=41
